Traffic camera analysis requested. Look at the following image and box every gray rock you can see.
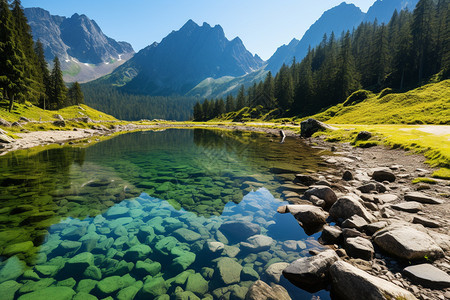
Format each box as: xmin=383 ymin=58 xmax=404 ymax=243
xmin=241 ymin=235 xmax=273 ymax=252
xmin=357 ymin=183 xmax=377 ymax=193
xmin=282 ymin=249 xmax=339 ymax=293
xmin=205 ymin=241 xmax=225 ymax=255
xmin=53 ymin=120 xmax=66 ymax=127
xmin=371 ymin=167 xmax=396 ymax=182
xmin=309 ymin=195 xmax=326 ymax=208
xmin=374 ymin=194 xmax=398 ymax=203
xmin=304 ymin=185 xmax=337 ymax=207
xmin=356 ymin=131 xmax=372 ymax=141
xmin=364 ymin=221 xmax=388 ymax=235
xmin=391 ymin=201 xmax=423 ymax=213
xmin=245 ymin=280 xmax=291 ymax=300
xmin=282 ymin=240 xmax=306 ymax=251
xmin=0 ymin=118 xmax=12 ymax=127
xmin=329 ymin=195 xmax=377 ymax=223
xmin=266 ymin=263 xmax=290 ymax=283
xmin=300 ymin=118 xmax=335 ymax=138
xmin=404 ymin=192 xmax=444 ymax=204
xmin=219 ymin=221 xmax=260 ymax=241
xmin=216 ymin=257 xmax=242 ymax=285
xmin=341 ymin=215 xmax=368 ymax=229
xmin=0 ymin=257 xmax=26 ymax=283
xmin=412 ymin=216 xmax=440 ymax=228
xmin=0 ymin=133 xmax=14 ymax=143
xmin=319 ymin=226 xmax=342 ymax=245
xmin=294 ymin=174 xmax=319 ymax=186
xmin=345 ymin=237 xmax=374 ymax=260
xmin=373 ymin=224 xmax=444 ymax=260
xmin=288 ymin=204 xmax=328 ymax=225
xmin=342 ymin=170 xmax=354 ymax=181
xmin=330 ymin=261 xmax=417 ymax=300
xmin=403 ymin=263 xmax=450 ymax=288
xmin=342 ymin=228 xmax=363 ymax=239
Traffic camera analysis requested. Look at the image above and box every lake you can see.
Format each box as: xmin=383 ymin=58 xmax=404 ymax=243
xmin=0 ymin=129 xmax=332 ymax=299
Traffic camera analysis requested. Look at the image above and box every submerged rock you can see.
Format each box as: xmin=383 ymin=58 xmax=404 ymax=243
xmin=245 ymin=280 xmax=291 ymax=300
xmin=185 ymin=273 xmax=209 ymax=295
xmin=216 ymin=257 xmax=242 ymax=285
xmin=219 ymin=221 xmax=260 ymax=242
xmin=0 ymin=280 xmax=22 ymax=300
xmin=17 ymin=286 xmax=76 ymax=300
xmin=330 ymin=261 xmax=417 ymax=300
xmin=240 ymin=235 xmax=273 ymax=253
xmin=0 ymin=256 xmax=26 ymax=283
xmin=266 ymin=262 xmax=290 ymax=283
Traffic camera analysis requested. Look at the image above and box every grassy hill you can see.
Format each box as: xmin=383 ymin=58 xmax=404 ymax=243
xmin=310 ymin=80 xmax=450 ymax=125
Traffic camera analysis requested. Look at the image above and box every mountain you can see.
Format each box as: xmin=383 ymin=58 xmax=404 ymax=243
xmin=25 ymin=7 xmax=135 ymax=82
xmin=266 ymin=2 xmax=364 ymax=73
xmin=266 ymin=0 xmax=419 ymax=74
xmin=96 ymin=20 xmax=264 ymax=96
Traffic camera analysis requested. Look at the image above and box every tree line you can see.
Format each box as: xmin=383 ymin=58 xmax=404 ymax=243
xmin=82 ymin=83 xmax=198 ymax=121
xmin=0 ymin=0 xmax=83 ymax=112
xmin=194 ymin=0 xmax=449 ymax=121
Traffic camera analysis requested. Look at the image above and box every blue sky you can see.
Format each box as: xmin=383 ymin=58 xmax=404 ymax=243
xmin=22 ymin=0 xmax=376 ymax=60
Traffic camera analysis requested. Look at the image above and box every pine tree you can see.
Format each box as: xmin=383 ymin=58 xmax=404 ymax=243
xmin=262 ymin=71 xmax=276 ymax=109
xmin=49 ymin=56 xmax=67 ymax=109
xmin=67 ymin=82 xmax=84 ymax=106
xmin=225 ymin=94 xmax=235 ymax=112
xmin=193 ymin=101 xmax=203 ymax=120
xmin=34 ymin=39 xmax=51 ymax=109
xmin=214 ymin=99 xmax=225 ymax=117
xmin=335 ymin=31 xmax=359 ymax=103
xmin=0 ymin=0 xmax=27 ymax=111
xmin=236 ymin=85 xmax=246 ymax=110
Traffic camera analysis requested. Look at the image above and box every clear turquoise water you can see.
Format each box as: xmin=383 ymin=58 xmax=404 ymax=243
xmin=0 ymin=129 xmax=331 ymax=299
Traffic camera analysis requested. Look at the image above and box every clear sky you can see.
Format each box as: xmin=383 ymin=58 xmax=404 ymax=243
xmin=21 ymin=0 xmax=376 ymax=60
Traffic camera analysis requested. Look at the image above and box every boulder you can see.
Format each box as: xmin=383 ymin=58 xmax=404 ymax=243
xmin=288 ymin=205 xmax=328 ymax=226
xmin=371 ymin=167 xmax=396 ymax=182
xmin=0 ymin=133 xmax=14 ymax=143
xmin=266 ymin=263 xmax=290 ymax=283
xmin=219 ymin=221 xmax=260 ymax=241
xmin=391 ymin=201 xmax=423 ymax=213
xmin=17 ymin=287 xmax=76 ymax=300
xmin=204 ymin=241 xmax=225 ymax=255
xmin=141 ymin=277 xmax=167 ymax=298
xmin=300 ymin=118 xmax=335 ymax=138
xmin=364 ymin=221 xmax=388 ymax=235
xmin=185 ymin=273 xmax=209 ymax=295
xmin=53 ymin=120 xmax=66 ymax=127
xmin=134 ymin=261 xmax=161 ymax=277
xmin=0 ymin=280 xmax=22 ymax=300
xmin=0 ymin=257 xmax=26 ymax=283
xmin=123 ymin=244 xmax=152 ymax=261
xmin=342 ymin=170 xmax=353 ymax=181
xmin=373 ymin=224 xmax=444 ymax=260
xmin=374 ymin=194 xmax=398 ymax=203
xmin=0 ymin=118 xmax=12 ymax=127
xmin=216 ymin=257 xmax=242 ymax=285
xmin=241 ymin=266 xmax=260 ymax=281
xmin=357 ymin=183 xmax=377 ymax=193
xmin=294 ymin=174 xmax=319 ymax=186
xmin=412 ymin=216 xmax=440 ymax=228
xmin=245 ymin=280 xmax=291 ymax=300
xmin=404 ymin=192 xmax=444 ymax=204
xmin=355 ymin=131 xmax=372 ymax=141
xmin=304 ymin=186 xmax=337 ymax=207
xmin=241 ymin=235 xmax=273 ymax=252
xmin=329 ymin=195 xmax=377 ymax=223
xmin=345 ymin=237 xmax=374 ymax=260
xmin=403 ymin=263 xmax=450 ymax=288
xmin=341 ymin=215 xmax=368 ymax=230
xmin=173 ymin=228 xmax=201 ymax=242
xmin=282 ymin=249 xmax=339 ymax=293
xmin=330 ymin=261 xmax=417 ymax=300
xmin=319 ymin=225 xmax=342 ymax=245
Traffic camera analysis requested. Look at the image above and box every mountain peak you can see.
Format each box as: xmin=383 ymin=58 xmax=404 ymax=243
xmin=181 ymin=19 xmax=199 ymax=31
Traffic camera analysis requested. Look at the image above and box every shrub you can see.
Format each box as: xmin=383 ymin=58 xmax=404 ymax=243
xmin=343 ymin=90 xmax=372 ymax=106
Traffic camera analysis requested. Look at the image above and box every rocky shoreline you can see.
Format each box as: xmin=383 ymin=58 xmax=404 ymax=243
xmin=0 ymin=119 xmax=449 ymax=299
xmin=275 ymin=133 xmax=450 ymax=299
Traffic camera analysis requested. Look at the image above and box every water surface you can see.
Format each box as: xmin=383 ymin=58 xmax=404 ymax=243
xmin=0 ymin=129 xmax=331 ymax=299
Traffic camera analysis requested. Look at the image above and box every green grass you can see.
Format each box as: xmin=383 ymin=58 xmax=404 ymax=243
xmin=62 ymin=63 xmax=81 ymax=77
xmin=311 ymin=80 xmax=450 ymax=125
xmin=432 ymin=168 xmax=450 ymax=179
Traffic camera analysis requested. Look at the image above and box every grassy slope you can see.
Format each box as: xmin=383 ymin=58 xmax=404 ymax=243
xmin=311 ymin=80 xmax=450 ymax=125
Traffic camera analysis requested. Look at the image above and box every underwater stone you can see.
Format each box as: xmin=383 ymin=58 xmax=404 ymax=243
xmin=173 ymin=228 xmax=201 ymax=242
xmin=19 ymin=278 xmax=55 ymax=294
xmin=185 ymin=273 xmax=209 ymax=295
xmin=123 ymin=244 xmax=152 ymax=261
xmin=2 ymin=241 xmax=34 ymax=256
xmin=105 ymin=206 xmax=129 ymax=219
xmin=240 ymin=235 xmax=273 ymax=253
xmin=109 ymin=217 xmax=133 ymax=229
xmin=22 ymin=270 xmax=40 ymax=281
xmin=117 ymin=281 xmax=143 ymax=300
xmin=73 ymin=292 xmax=98 ymax=300
xmin=59 ymin=241 xmax=82 ymax=252
xmin=34 ymin=264 xmax=60 ymax=277
xmin=136 ymin=226 xmax=155 ymax=243
xmin=61 ymin=226 xmax=87 ymax=240
xmin=83 ymin=265 xmax=102 ymax=280
xmin=219 ymin=221 xmax=260 ymax=242
xmin=97 ymin=275 xmax=124 ymax=295
xmin=75 ymin=279 xmax=98 ymax=293
xmin=65 ymin=252 xmax=94 ymax=272
xmin=17 ymin=287 xmax=76 ymax=300
xmin=135 ymin=261 xmax=161 ymax=277
xmin=113 ymin=225 xmax=128 ymax=237
xmin=0 ymin=280 xmax=22 ymax=300
xmin=0 ymin=256 xmax=26 ymax=283
xmin=141 ymin=277 xmax=167 ymax=297
xmin=155 ymin=236 xmax=179 ymax=256
xmin=171 ymin=248 xmax=196 ymax=271
xmin=56 ymin=277 xmax=77 ymax=289
xmin=241 ymin=267 xmax=260 ymax=281
xmin=216 ymin=257 xmax=242 ymax=285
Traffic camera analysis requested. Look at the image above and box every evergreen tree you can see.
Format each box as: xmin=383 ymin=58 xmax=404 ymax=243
xmin=0 ymin=0 xmax=27 ymax=111
xmin=225 ymin=94 xmax=235 ymax=112
xmin=335 ymin=31 xmax=359 ymax=103
xmin=49 ymin=56 xmax=67 ymax=109
xmin=34 ymin=39 xmax=51 ymax=109
xmin=67 ymin=82 xmax=84 ymax=106
xmin=236 ymin=85 xmax=246 ymax=110
xmin=193 ymin=101 xmax=203 ymax=121
xmin=262 ymin=71 xmax=276 ymax=109
xmin=214 ymin=98 xmax=225 ymax=117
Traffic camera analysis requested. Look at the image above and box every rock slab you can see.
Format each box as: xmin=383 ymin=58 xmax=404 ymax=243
xmin=403 ymin=264 xmax=450 ymax=288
